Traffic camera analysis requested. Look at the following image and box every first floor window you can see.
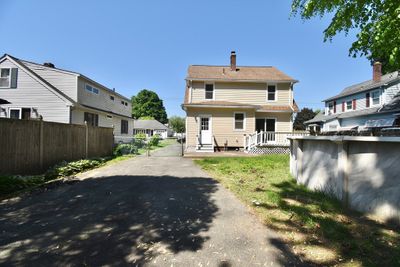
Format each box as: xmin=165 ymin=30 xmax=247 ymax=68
xmin=346 ymin=100 xmax=353 ymax=110
xmin=205 ymin=84 xmax=214 ymax=99
xmin=234 ymin=113 xmax=245 ymax=130
xmin=9 ymin=108 xmax=20 ymax=119
xmin=0 ymin=68 xmax=11 ymax=88
xmin=121 ymin=120 xmax=128 ymax=134
xmin=267 ymin=85 xmax=276 ymax=101
xmin=371 ymin=90 xmax=380 ymax=105
xmin=84 ymin=112 xmax=99 ymax=126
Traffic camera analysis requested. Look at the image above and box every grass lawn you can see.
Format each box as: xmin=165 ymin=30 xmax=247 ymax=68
xmin=196 ymin=155 xmax=400 ymax=267
xmin=137 ymin=138 xmax=177 ymax=155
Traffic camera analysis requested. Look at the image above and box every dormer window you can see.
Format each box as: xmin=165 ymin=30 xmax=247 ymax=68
xmin=205 ymin=83 xmax=214 ymax=100
xmin=85 ymin=84 xmax=99 ymax=95
xmin=267 ymin=85 xmax=276 ymax=101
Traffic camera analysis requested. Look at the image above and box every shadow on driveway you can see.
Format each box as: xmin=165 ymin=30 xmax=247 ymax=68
xmin=0 ymin=175 xmax=218 ymax=266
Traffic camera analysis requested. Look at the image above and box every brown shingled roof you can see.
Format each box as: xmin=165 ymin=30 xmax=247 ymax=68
xmin=183 ymin=100 xmax=299 ymax=112
xmin=187 ymin=65 xmax=297 ymax=82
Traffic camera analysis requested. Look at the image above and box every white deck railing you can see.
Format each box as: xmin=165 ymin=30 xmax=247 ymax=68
xmin=244 ymin=131 xmax=309 ymax=151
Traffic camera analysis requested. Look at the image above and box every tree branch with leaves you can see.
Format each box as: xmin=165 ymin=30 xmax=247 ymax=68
xmin=291 ymin=0 xmax=400 ymax=73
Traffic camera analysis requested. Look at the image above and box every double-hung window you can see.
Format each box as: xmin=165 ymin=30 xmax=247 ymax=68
xmin=346 ymin=100 xmax=353 ymax=111
xmin=205 ymin=84 xmax=214 ymax=100
xmin=267 ymin=85 xmax=276 ymax=101
xmin=371 ymin=90 xmax=380 ymax=106
xmin=0 ymin=68 xmax=11 ymax=88
xmin=328 ymin=102 xmax=334 ymax=114
xmin=121 ymin=120 xmax=128 ymax=134
xmin=234 ymin=112 xmax=245 ymax=130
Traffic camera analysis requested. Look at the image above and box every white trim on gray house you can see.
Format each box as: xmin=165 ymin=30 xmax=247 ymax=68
xmin=0 ymin=54 xmax=134 ymax=141
xmin=306 ymin=63 xmax=400 ymax=131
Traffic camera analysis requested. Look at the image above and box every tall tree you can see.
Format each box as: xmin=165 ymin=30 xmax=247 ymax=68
xmin=294 ymin=108 xmax=318 ymax=130
xmin=291 ymin=0 xmax=400 ymax=73
xmin=168 ymin=116 xmax=185 ymax=133
xmin=131 ymin=89 xmax=168 ymax=123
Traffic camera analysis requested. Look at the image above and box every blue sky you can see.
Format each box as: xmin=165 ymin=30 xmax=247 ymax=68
xmin=0 ymin=0 xmax=371 ymax=116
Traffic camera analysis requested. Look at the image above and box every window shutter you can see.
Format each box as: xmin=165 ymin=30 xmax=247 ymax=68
xmin=342 ymin=102 xmax=345 ymax=112
xmin=353 ymin=99 xmax=356 ymax=110
xmin=333 ymin=101 xmax=336 ymax=113
xmin=366 ymin=93 xmax=370 ymax=107
xmin=11 ymin=68 xmax=18 ymax=88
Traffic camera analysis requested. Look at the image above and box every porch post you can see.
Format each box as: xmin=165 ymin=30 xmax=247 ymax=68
xmin=243 ymin=134 xmax=247 ymax=151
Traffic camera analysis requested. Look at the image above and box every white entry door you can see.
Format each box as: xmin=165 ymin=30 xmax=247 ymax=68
xmin=200 ymin=117 xmax=212 ymax=144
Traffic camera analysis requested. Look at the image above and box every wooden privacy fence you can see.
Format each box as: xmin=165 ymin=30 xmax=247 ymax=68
xmin=0 ymin=118 xmax=114 ymax=175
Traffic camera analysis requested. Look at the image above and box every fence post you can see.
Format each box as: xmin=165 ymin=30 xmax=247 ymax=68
xmin=39 ymin=118 xmax=44 ymax=171
xmin=85 ymin=121 xmax=88 ymax=158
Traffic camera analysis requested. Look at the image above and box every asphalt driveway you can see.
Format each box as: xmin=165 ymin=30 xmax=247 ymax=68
xmin=0 ymin=144 xmax=303 ymax=266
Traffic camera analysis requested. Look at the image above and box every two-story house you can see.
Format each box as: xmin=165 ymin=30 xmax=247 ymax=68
xmin=182 ymin=51 xmax=299 ymax=152
xmin=0 ymin=54 xmax=133 ymax=141
xmin=306 ymin=62 xmax=400 ymax=132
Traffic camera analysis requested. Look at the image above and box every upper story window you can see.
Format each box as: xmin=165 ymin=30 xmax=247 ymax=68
xmin=85 ymin=84 xmax=99 ymax=95
xmin=371 ymin=90 xmax=380 ymax=106
xmin=267 ymin=85 xmax=276 ymax=101
xmin=328 ymin=102 xmax=334 ymax=114
xmin=205 ymin=83 xmax=214 ymax=100
xmin=234 ymin=112 xmax=245 ymax=130
xmin=110 ymin=95 xmax=115 ymax=101
xmin=0 ymin=68 xmax=11 ymax=88
xmin=346 ymin=100 xmax=353 ymax=111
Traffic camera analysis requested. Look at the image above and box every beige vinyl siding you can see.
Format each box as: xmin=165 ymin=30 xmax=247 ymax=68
xmin=186 ymin=107 xmax=255 ymax=149
xmin=77 ymin=77 xmax=131 ymax=118
xmin=22 ymin=61 xmax=78 ymax=101
xmin=71 ymin=108 xmax=133 ymax=136
xmin=190 ymin=81 xmax=291 ymax=105
xmin=256 ymin=112 xmax=292 ymax=132
xmin=0 ymin=58 xmax=70 ymax=123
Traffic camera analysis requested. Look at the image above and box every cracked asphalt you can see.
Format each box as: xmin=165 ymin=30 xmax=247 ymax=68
xmin=0 ymin=143 xmax=304 ymax=266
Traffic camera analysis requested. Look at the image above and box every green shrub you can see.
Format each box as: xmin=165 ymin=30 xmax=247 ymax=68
xmin=133 ymin=133 xmax=147 ymax=148
xmin=113 ymin=143 xmax=138 ymax=156
xmin=0 ymin=175 xmax=46 ymax=196
xmin=148 ymin=134 xmax=160 ymax=147
xmin=45 ymin=158 xmax=106 ymax=179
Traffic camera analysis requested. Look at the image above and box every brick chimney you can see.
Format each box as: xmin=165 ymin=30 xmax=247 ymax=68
xmin=373 ymin=61 xmax=382 ymax=82
xmin=230 ymin=51 xmax=237 ymax=71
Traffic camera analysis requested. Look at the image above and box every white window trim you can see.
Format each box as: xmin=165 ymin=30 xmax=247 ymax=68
xmin=233 ymin=112 xmax=246 ymax=131
xmin=0 ymin=68 xmax=11 ymax=88
xmin=346 ymin=100 xmax=353 ymax=111
xmin=371 ymin=89 xmax=381 ymax=106
xmin=204 ymin=82 xmax=215 ymax=101
xmin=266 ymin=83 xmax=277 ymax=102
xmin=8 ymin=108 xmax=22 ymax=119
xmin=328 ymin=101 xmax=334 ymax=114
xmin=85 ymin=83 xmax=99 ymax=95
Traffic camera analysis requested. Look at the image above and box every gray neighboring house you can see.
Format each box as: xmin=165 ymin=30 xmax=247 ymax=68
xmin=0 ymin=54 xmax=134 ymax=141
xmin=133 ymin=119 xmax=169 ymax=139
xmin=306 ymin=62 xmax=400 ymax=132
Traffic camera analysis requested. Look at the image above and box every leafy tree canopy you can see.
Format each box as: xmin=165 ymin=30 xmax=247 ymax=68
xmin=291 ymin=0 xmax=400 ymax=73
xmin=294 ymin=108 xmax=318 ymax=130
xmin=139 ymin=116 xmax=155 ymax=120
xmin=131 ymin=89 xmax=168 ymax=124
xmin=168 ymin=116 xmax=185 ymax=133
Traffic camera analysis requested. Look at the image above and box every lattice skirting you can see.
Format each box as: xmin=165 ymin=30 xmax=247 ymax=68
xmin=248 ymin=146 xmax=290 ymax=155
